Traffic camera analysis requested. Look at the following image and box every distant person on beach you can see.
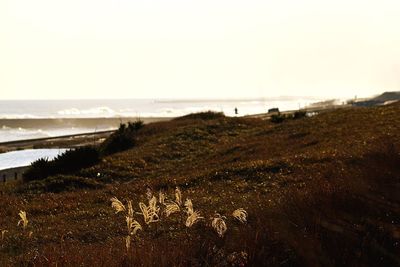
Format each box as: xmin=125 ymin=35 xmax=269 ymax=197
xmin=235 ymin=107 xmax=238 ymax=115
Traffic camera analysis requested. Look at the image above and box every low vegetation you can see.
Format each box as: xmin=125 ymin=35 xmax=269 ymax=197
xmin=22 ymin=120 xmax=144 ymax=185
xmin=99 ymin=120 xmax=144 ymax=155
xmin=1 ymin=107 xmax=400 ymax=266
xmin=23 ymin=146 xmax=100 ymax=182
xmin=173 ymin=110 xmax=225 ymax=121
xmin=270 ymin=110 xmax=307 ymax=123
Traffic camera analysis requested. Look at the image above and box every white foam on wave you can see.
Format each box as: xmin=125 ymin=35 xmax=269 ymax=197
xmin=0 ymin=98 xmax=326 ymax=119
xmin=0 ymin=127 xmax=51 ymax=142
xmin=0 ymin=114 xmax=42 ymax=119
xmin=57 ymin=106 xmax=118 ymax=117
xmin=0 ymin=126 xmax=114 ymax=143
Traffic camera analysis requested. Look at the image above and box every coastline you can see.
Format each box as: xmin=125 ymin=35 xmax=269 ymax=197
xmin=0 ymin=116 xmax=172 ymax=129
xmin=0 ymin=117 xmax=172 ymax=152
xmin=0 ymin=117 xmax=173 ymax=179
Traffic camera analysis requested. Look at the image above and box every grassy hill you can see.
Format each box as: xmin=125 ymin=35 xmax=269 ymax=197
xmin=1 ymin=104 xmax=400 ymax=266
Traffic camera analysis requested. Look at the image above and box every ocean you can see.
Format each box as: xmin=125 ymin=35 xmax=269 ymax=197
xmin=0 ymin=97 xmax=322 ymax=143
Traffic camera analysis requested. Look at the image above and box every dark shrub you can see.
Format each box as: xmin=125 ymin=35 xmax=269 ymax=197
xmin=293 ymin=110 xmax=307 ymax=119
xmin=23 ymin=158 xmax=52 ymax=182
xmin=271 ymin=112 xmax=305 ymax=123
xmin=23 ymin=146 xmax=100 ymax=182
xmin=53 ymin=146 xmax=100 ymax=172
xmin=270 ymin=114 xmax=285 ymax=123
xmin=100 ymin=120 xmax=144 ymax=155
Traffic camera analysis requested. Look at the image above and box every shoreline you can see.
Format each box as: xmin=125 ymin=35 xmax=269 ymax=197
xmin=0 ymin=116 xmax=172 ymax=129
xmin=0 ymin=105 xmax=351 ymax=152
xmin=0 ymin=117 xmax=172 ymax=153
xmin=0 ymin=118 xmax=172 ymax=177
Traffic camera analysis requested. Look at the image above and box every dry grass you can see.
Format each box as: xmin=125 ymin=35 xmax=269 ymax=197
xmin=110 ymin=197 xmax=126 ymax=214
xmin=185 ymin=211 xmax=203 ymax=228
xmin=1 ymin=230 xmax=7 ymax=241
xmin=1 ymin=104 xmax=400 ymax=266
xmin=211 ymin=213 xmax=228 ymax=237
xmin=232 ymin=208 xmax=248 ymax=224
xmin=164 ymin=201 xmax=180 ymax=217
xmin=17 ymin=211 xmax=28 ymax=230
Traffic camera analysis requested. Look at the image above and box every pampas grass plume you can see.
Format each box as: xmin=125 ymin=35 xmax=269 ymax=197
xmin=232 ymin=208 xmax=248 ymax=223
xmin=111 ymin=197 xmax=126 ymax=214
xmin=17 ymin=211 xmax=28 ymax=230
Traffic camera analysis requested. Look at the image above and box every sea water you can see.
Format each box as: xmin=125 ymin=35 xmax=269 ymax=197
xmin=0 ymin=98 xmax=323 ymax=142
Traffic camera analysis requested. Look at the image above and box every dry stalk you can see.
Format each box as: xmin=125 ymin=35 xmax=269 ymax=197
xmin=125 ymin=235 xmax=131 ymax=251
xmin=126 ymin=216 xmax=142 ymax=236
xmin=159 ymin=191 xmax=166 ymax=205
xmin=1 ymin=229 xmax=7 ymax=240
xmin=127 ymin=200 xmax=134 ymax=218
xmin=146 ymin=188 xmax=153 ymax=200
xmin=175 ymin=187 xmax=182 ymax=206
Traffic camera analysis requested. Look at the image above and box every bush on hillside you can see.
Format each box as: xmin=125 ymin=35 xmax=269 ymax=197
xmin=174 ymin=111 xmax=225 ymax=121
xmin=23 ymin=158 xmax=51 ymax=182
xmin=293 ymin=110 xmax=307 ymax=119
xmin=23 ymin=146 xmax=100 ymax=182
xmin=271 ymin=111 xmax=307 ymax=123
xmin=270 ymin=114 xmax=287 ymax=123
xmin=99 ymin=120 xmax=144 ymax=155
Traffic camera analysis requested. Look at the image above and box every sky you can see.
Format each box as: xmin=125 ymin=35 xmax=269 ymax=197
xmin=0 ymin=0 xmax=399 ymax=100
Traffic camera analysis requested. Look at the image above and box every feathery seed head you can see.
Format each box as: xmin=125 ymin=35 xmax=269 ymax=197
xmin=164 ymin=201 xmax=180 ymax=217
xmin=175 ymin=187 xmax=182 ymax=206
xmin=139 ymin=202 xmax=159 ymax=224
xmin=110 ymin=197 xmax=126 ymax=214
xmin=1 ymin=230 xmax=7 ymax=240
xmin=185 ymin=211 xmax=203 ymax=227
xmin=159 ymin=191 xmax=166 ymax=205
xmin=184 ymin=199 xmax=194 ymax=215
xmin=17 ymin=211 xmax=28 ymax=230
xmin=232 ymin=208 xmax=248 ymax=224
xmin=149 ymin=196 xmax=158 ymax=210
xmin=211 ymin=213 xmax=227 ymax=237
xmin=146 ymin=188 xmax=153 ymax=200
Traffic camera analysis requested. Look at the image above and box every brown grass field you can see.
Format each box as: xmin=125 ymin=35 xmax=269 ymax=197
xmin=1 ymin=103 xmax=400 ymax=266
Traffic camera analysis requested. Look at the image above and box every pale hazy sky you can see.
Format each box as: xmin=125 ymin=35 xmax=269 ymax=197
xmin=1 ymin=0 xmax=399 ymax=100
